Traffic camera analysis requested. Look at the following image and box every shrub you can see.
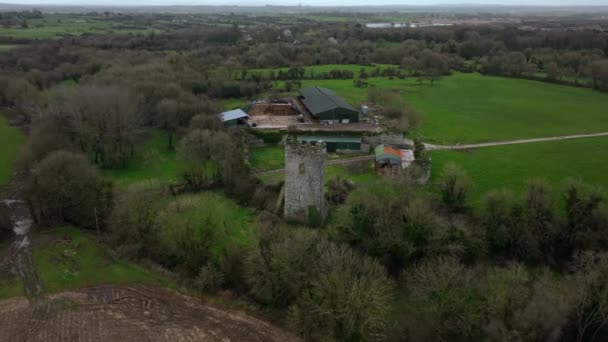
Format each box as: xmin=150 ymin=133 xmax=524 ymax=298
xmin=108 ymin=180 xmax=168 ymax=258
xmin=24 ymin=150 xmax=112 ymax=228
xmin=288 ymin=243 xmax=394 ymax=341
xmin=153 ymin=193 xmax=253 ymax=277
xmin=438 ymin=163 xmax=471 ymax=214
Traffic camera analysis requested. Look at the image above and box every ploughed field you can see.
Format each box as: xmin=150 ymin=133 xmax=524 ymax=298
xmin=0 ymin=284 xmax=295 ymax=342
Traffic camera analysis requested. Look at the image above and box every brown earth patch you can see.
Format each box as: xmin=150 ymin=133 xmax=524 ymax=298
xmin=0 ymin=284 xmax=298 ymax=342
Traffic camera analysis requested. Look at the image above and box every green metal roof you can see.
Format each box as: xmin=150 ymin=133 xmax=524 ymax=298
xmin=298 ymin=86 xmax=357 ymax=116
xmin=297 ymin=135 xmax=361 ymax=144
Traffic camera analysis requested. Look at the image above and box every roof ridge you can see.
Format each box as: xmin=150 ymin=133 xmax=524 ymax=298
xmin=315 ymin=86 xmax=343 ymax=110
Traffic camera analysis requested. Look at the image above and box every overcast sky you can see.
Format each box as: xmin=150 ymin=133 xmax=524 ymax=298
xmin=5 ymin=0 xmax=608 ymax=6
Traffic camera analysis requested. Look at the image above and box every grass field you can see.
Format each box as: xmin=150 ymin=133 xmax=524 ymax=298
xmin=0 ymin=227 xmax=173 ymax=299
xmin=0 ymin=15 xmax=150 ymax=39
xmin=0 ymin=115 xmax=25 ymax=187
xmin=279 ymin=73 xmax=608 ymax=144
xmin=159 ymin=192 xmax=257 ymax=258
xmin=250 ymin=146 xmax=285 ymax=171
xmin=103 ymin=130 xmax=185 ymax=186
xmin=243 ymin=64 xmax=397 ymax=80
xmin=430 ymin=136 xmax=608 ymax=205
xmin=0 ymin=44 xmax=19 ymax=52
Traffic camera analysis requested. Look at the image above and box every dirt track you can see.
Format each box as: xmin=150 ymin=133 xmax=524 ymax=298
xmin=422 ymin=132 xmax=608 ymax=151
xmin=0 ymin=284 xmax=297 ymax=342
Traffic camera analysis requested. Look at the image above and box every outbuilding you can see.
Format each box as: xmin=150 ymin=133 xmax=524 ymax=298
xmin=298 ymin=86 xmax=359 ymax=124
xmin=297 ymin=135 xmax=362 ymax=153
xmin=219 ymin=108 xmax=250 ymax=127
xmin=375 ymin=144 xmax=415 ymax=176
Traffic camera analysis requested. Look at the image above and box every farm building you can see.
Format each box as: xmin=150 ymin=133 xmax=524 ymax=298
xmin=298 ymin=86 xmax=359 ymax=124
xmin=375 ymin=144 xmax=415 ymax=176
xmin=297 ymin=135 xmax=362 ymax=153
xmin=219 ymin=109 xmax=250 ymax=127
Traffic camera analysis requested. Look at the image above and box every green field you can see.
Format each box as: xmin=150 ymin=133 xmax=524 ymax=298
xmin=0 ymin=44 xmax=19 ymax=52
xmin=272 ymin=73 xmax=608 ymax=144
xmin=103 ymin=130 xmax=185 ymax=186
xmin=243 ymin=64 xmax=397 ymax=80
xmin=250 ymin=146 xmax=285 ymax=171
xmin=430 ymin=136 xmax=608 ymax=205
xmin=159 ymin=192 xmax=257 ymax=257
xmin=0 ymin=115 xmax=25 ymax=187
xmin=0 ymin=227 xmax=173 ymax=299
xmin=0 ymin=15 xmax=150 ymax=39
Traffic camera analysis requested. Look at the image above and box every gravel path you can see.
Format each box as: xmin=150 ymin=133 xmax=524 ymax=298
xmin=423 ymin=132 xmax=608 ymax=151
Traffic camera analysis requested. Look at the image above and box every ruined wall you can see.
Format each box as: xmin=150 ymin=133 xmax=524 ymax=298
xmin=284 ymin=136 xmax=326 ymax=223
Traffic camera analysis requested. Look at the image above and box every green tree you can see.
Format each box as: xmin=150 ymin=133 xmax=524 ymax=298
xmin=438 ymin=163 xmax=471 ymax=214
xmin=25 ymin=150 xmax=112 ymax=228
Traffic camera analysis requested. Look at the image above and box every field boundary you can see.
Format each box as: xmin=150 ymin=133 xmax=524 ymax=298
xmin=424 ymin=132 xmax=608 ymax=151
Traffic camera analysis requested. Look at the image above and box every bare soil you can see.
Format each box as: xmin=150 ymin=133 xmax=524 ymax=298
xmin=0 ymin=284 xmax=298 ymax=342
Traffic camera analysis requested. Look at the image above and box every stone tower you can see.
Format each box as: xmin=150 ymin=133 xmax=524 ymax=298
xmin=284 ymin=136 xmax=326 ymax=223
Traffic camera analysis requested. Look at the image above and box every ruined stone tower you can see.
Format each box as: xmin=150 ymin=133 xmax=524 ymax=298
xmin=284 ymin=136 xmax=326 ymax=223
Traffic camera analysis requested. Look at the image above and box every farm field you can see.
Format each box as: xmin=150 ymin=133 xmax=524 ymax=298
xmin=285 ymin=73 xmax=608 ymax=144
xmin=243 ymin=64 xmax=397 ymax=80
xmin=0 ymin=227 xmax=173 ymax=299
xmin=0 ymin=44 xmax=18 ymax=52
xmin=430 ymin=136 xmax=608 ymax=205
xmin=0 ymin=115 xmax=25 ymax=187
xmin=0 ymin=15 xmax=150 ymax=39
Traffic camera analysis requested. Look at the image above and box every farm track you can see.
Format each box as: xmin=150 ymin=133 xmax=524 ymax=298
xmin=257 ymin=132 xmax=608 ymax=175
xmin=423 ymin=132 xmax=608 ymax=151
xmin=0 ymin=284 xmax=298 ymax=342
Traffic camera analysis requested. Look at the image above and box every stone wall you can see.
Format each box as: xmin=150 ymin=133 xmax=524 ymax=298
xmin=284 ymin=136 xmax=326 ymax=223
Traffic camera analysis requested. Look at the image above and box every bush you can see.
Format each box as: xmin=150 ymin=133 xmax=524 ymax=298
xmin=438 ymin=163 xmax=471 ymax=214
xmin=405 ymin=256 xmax=483 ymax=339
xmin=153 ymin=193 xmax=253 ymax=277
xmin=247 ymin=129 xmax=284 ymax=144
xmin=288 ymin=243 xmax=394 ymax=341
xmin=307 ymin=205 xmax=322 ymax=227
xmin=246 ymin=225 xmax=394 ymax=340
xmin=108 ymin=180 xmax=168 ymax=258
xmin=24 ymin=150 xmax=112 ymax=228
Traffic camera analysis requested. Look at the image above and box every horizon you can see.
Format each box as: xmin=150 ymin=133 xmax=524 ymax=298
xmin=2 ymin=1 xmax=608 ymax=8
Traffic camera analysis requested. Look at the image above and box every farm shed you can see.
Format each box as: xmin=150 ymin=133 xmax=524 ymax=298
xmin=297 ymin=135 xmax=362 ymax=153
xmin=219 ymin=109 xmax=250 ymax=127
xmin=298 ymin=86 xmax=359 ymax=124
xmin=375 ymin=144 xmax=415 ymax=176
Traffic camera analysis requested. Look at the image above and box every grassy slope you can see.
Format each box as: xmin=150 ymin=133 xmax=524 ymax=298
xmin=0 ymin=115 xmax=25 ymax=187
xmin=430 ymin=136 xmax=608 ymax=205
xmin=103 ymin=130 xmax=185 ymax=186
xmin=0 ymin=227 xmax=173 ymax=299
xmin=285 ymin=73 xmax=608 ymax=144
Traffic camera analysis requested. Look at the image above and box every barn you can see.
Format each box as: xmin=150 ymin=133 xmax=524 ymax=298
xmin=219 ymin=109 xmax=250 ymax=127
xmin=298 ymin=86 xmax=359 ymax=124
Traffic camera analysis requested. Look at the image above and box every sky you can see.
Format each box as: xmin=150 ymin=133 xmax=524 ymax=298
xmin=4 ymin=0 xmax=608 ymax=6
